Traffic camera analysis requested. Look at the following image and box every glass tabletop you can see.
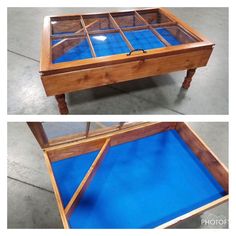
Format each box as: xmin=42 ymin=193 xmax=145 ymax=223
xmin=90 ymin=32 xmax=130 ymax=57
xmin=50 ymin=10 xmax=198 ymax=64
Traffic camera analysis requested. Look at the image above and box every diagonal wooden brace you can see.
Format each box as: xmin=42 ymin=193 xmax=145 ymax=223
xmin=64 ymin=138 xmax=111 ymax=217
xmin=52 ymin=20 xmax=99 ymax=61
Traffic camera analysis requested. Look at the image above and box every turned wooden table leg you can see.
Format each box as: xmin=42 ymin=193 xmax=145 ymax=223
xmin=182 ymin=68 xmax=196 ymax=89
xmin=55 ymin=94 xmax=69 ymax=114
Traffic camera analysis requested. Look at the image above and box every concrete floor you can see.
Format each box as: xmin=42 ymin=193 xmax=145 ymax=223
xmin=7 ymin=122 xmax=228 ymax=228
xmin=7 ymin=8 xmax=228 ymax=115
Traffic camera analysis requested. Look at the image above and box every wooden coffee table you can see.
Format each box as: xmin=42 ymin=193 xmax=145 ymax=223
xmin=40 ymin=8 xmax=214 ymax=114
xmin=28 ymin=122 xmax=228 ymax=228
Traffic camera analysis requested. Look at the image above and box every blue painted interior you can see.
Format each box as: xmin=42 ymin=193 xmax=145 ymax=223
xmin=157 ymin=28 xmax=182 ymax=46
xmin=90 ymin=32 xmax=130 ymax=57
xmin=52 ymin=150 xmax=100 ymax=206
xmin=51 ymin=129 xmax=226 ymax=228
xmin=51 ymin=28 xmax=183 ymax=64
xmin=124 ymin=29 xmax=165 ymax=50
xmin=52 ymin=38 xmax=93 ymax=64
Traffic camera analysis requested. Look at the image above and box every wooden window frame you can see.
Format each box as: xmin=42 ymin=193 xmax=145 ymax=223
xmin=40 ymin=8 xmax=213 ymax=75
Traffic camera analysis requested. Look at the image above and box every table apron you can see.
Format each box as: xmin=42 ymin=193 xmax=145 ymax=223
xmin=41 ymin=48 xmax=213 ymax=96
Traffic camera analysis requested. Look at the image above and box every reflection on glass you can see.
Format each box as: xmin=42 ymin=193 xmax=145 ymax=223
xmin=92 ymin=35 xmax=107 ymax=41
xmin=125 ymin=29 xmax=165 ymax=50
xmin=91 ymin=33 xmax=129 ymax=57
xmin=156 ymin=28 xmax=182 ymax=46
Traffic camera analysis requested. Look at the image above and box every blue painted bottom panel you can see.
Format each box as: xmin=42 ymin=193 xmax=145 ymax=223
xmin=124 ymin=29 xmax=165 ymax=50
xmin=156 ymin=28 xmax=182 ymax=46
xmin=52 ymin=38 xmax=93 ymax=64
xmin=90 ymin=33 xmax=130 ymax=57
xmin=51 ymin=29 xmax=183 ymax=64
xmin=52 ymin=150 xmax=100 ymax=207
xmin=52 ymin=130 xmax=226 ymax=228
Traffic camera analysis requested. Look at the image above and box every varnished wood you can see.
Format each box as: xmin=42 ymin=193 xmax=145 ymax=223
xmin=135 ymin=11 xmax=171 ymax=46
xmin=109 ymin=14 xmax=134 ymax=50
xmin=150 ymin=21 xmax=177 ymax=28
xmin=51 ymin=27 xmax=118 ymax=40
xmin=48 ymin=137 xmax=106 ymax=162
xmin=48 ymin=122 xmax=142 ymax=147
xmin=42 ymin=48 xmax=212 ymax=96
xmin=52 ymin=36 xmax=86 ymax=61
xmin=52 ymin=28 xmax=84 ymax=50
xmin=51 ymin=20 xmax=100 ymax=61
xmin=43 ymin=151 xmax=69 ymax=228
xmin=40 ymin=16 xmax=51 ymax=72
xmin=40 ymin=8 xmax=214 ymax=74
xmin=52 ymin=20 xmax=99 ymax=50
xmin=82 ymin=14 xmax=112 ymax=31
xmin=28 ymin=122 xmax=228 ymax=228
xmin=158 ymin=195 xmax=229 ymax=228
xmin=175 ymin=122 xmax=228 ymax=193
xmin=65 ymin=138 xmax=111 ymax=217
xmin=121 ymin=25 xmax=149 ymax=32
xmin=51 ymin=21 xmax=98 ymax=61
xmin=159 ymin=8 xmax=210 ymax=42
xmin=55 ymin=94 xmax=69 ymax=114
xmin=40 ymin=8 xmax=214 ymax=113
xmin=182 ymin=68 xmax=196 ymax=89
xmin=46 ymin=122 xmax=176 ymax=162
xmin=81 ymin=16 xmax=96 ymax=57
xmin=41 ymin=42 xmax=213 ymax=77
xmin=48 ymin=133 xmax=87 ymax=146
xmin=164 ymin=26 xmax=197 ymax=44
xmin=27 ymin=122 xmax=49 ymax=148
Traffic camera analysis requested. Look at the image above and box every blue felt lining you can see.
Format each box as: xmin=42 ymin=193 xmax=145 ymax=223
xmin=52 ymin=150 xmax=100 ymax=206
xmin=52 ymin=129 xmax=226 ymax=228
xmin=52 ymin=38 xmax=93 ymax=64
xmin=124 ymin=29 xmax=165 ymax=50
xmin=157 ymin=28 xmax=182 ymax=46
xmin=90 ymin=33 xmax=129 ymax=57
xmin=51 ymin=29 xmax=183 ymax=64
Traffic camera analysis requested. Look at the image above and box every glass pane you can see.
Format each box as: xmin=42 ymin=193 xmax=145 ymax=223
xmin=49 ymin=12 xmax=196 ymax=65
xmin=123 ymin=122 xmax=142 ymax=127
xmin=51 ymin=36 xmax=93 ymax=64
xmin=112 ymin=12 xmax=145 ymax=29
xmin=89 ymin=122 xmax=120 ymax=132
xmin=51 ymin=16 xmax=94 ymax=64
xmin=83 ymin=14 xmax=116 ymax=31
xmin=51 ymin=17 xmax=83 ymax=35
xmin=156 ymin=26 xmax=197 ymax=45
xmin=42 ymin=122 xmax=88 ymax=140
xmin=90 ymin=32 xmax=129 ymax=57
xmin=43 ymin=122 xmax=125 ymax=142
xmin=124 ymin=29 xmax=165 ymax=50
xmin=138 ymin=9 xmax=172 ymax=25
